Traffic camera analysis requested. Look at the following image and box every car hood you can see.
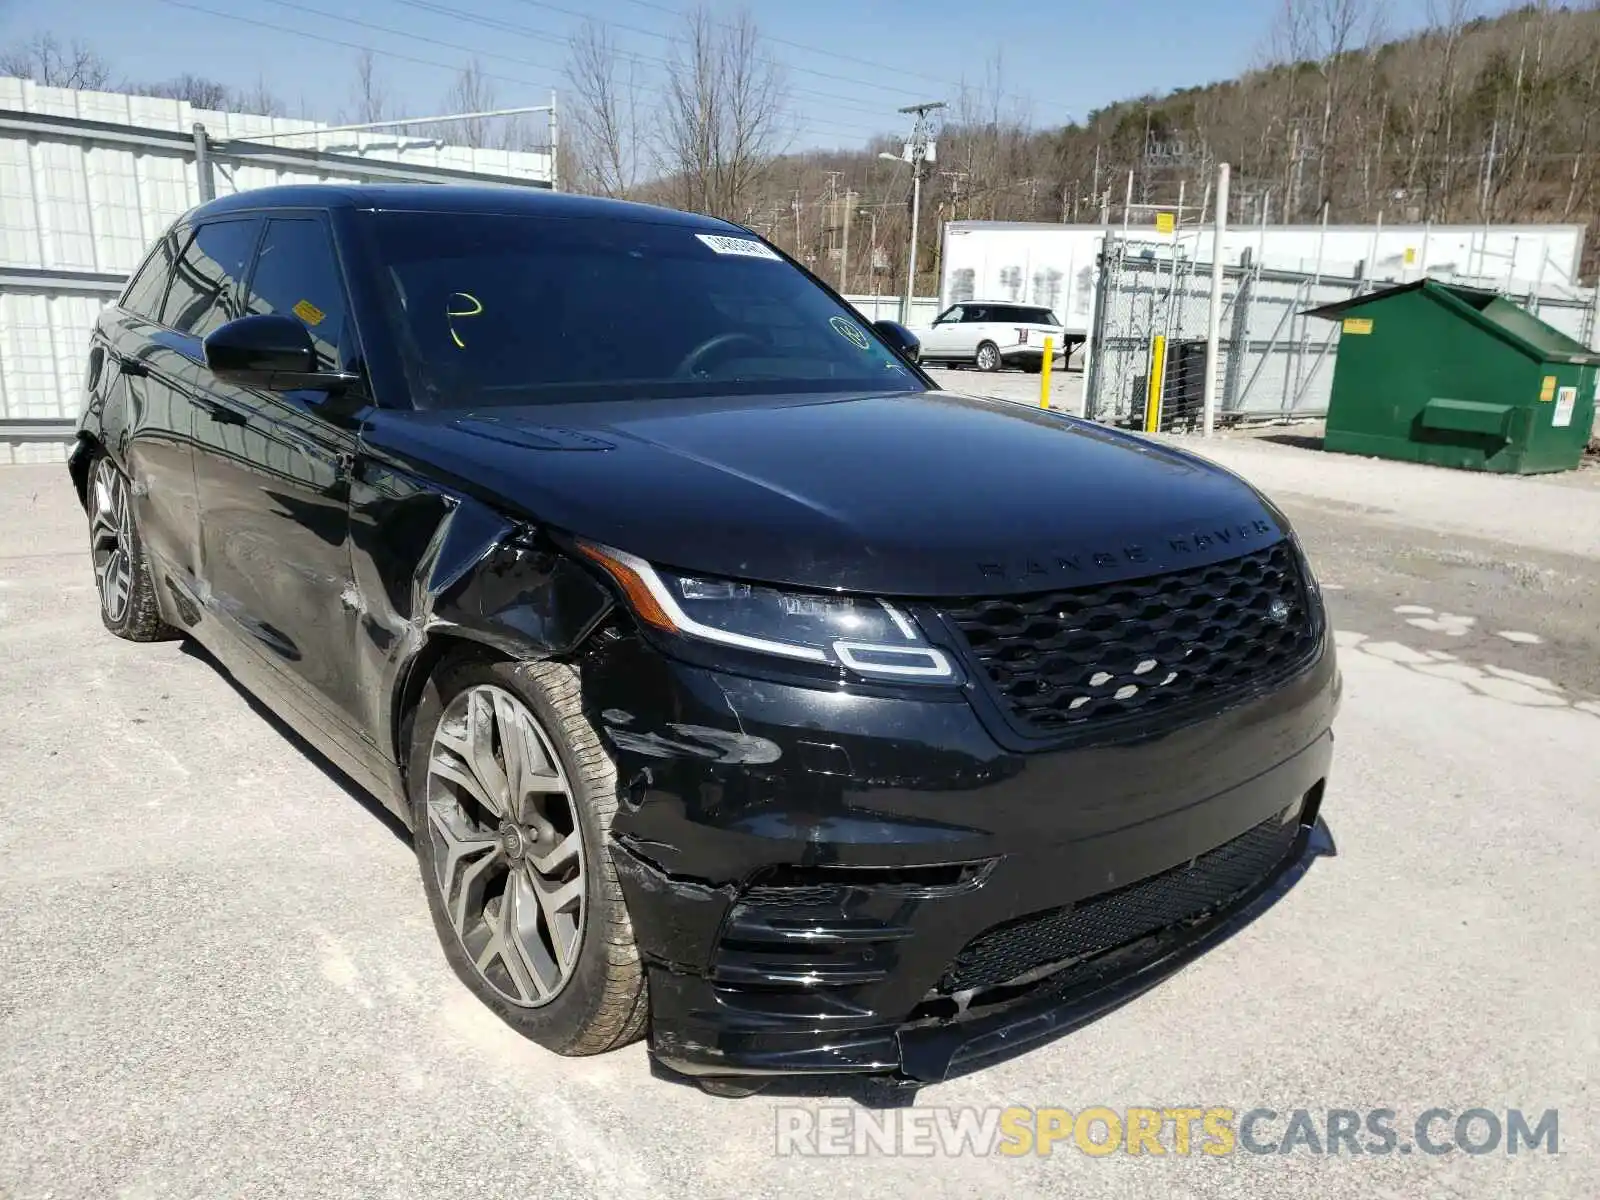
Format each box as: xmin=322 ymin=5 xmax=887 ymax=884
xmin=358 ymin=390 xmax=1285 ymax=597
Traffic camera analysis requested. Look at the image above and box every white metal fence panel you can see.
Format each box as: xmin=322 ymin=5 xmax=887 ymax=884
xmin=0 ymin=78 xmax=556 ymax=460
xmin=844 ymin=294 xmax=941 ymax=327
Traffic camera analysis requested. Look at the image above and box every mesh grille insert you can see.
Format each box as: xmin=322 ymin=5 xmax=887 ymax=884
xmin=940 ymin=814 xmax=1300 ymax=994
xmin=946 ymin=542 xmax=1317 ymax=735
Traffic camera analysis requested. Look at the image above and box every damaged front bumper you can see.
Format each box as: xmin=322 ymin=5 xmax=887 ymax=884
xmin=583 ymin=630 xmax=1339 ymax=1083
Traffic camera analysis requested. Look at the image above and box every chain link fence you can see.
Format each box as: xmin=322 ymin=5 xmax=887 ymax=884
xmin=1084 ymin=239 xmax=1598 ymax=429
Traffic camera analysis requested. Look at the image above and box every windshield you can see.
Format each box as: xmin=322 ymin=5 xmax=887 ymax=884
xmin=366 ymin=211 xmax=923 ymax=408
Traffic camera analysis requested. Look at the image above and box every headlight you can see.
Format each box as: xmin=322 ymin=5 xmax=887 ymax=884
xmin=576 ymin=541 xmax=957 ymax=682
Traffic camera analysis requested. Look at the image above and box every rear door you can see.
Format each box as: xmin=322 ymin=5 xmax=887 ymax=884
xmin=105 ymin=228 xmax=202 ymax=586
xmin=189 ymin=212 xmax=367 ymax=732
xmin=958 ymin=304 xmax=995 ymax=356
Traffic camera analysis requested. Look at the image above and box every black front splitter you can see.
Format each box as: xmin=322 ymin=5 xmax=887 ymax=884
xmin=651 ymin=819 xmax=1335 ymax=1087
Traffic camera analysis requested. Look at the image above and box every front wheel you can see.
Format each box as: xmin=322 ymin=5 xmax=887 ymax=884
xmin=408 ymin=657 xmax=647 ymax=1055
xmin=975 ymin=342 xmax=1001 ymax=372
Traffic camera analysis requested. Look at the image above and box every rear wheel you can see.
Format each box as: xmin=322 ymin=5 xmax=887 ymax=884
xmin=87 ymin=455 xmax=176 ymax=642
xmin=975 ymin=341 xmax=1001 ymax=372
xmin=409 ymin=656 xmax=647 ymax=1055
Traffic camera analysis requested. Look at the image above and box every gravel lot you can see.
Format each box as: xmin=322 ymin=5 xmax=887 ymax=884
xmin=3 ymin=426 xmax=1597 ymax=1198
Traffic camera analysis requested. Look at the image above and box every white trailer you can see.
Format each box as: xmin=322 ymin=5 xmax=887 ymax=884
xmin=939 ymin=220 xmax=1589 ymax=340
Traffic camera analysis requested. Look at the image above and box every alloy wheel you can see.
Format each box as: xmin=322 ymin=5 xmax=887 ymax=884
xmin=90 ymin=459 xmax=134 ymax=624
xmin=425 ymin=684 xmax=586 ymax=1007
xmin=977 ymin=344 xmax=999 ymax=371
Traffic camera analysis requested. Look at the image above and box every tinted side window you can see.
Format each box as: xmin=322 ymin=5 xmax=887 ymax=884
xmin=245 ymin=217 xmax=348 ymax=370
xmin=963 ymin=306 xmax=991 ymax=323
xmin=162 ymin=219 xmax=261 ymax=336
xmin=121 ymin=234 xmax=177 ymax=321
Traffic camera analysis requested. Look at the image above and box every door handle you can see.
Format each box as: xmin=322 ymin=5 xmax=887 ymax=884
xmin=113 ymin=353 xmax=148 ymax=378
xmin=197 ymin=398 xmax=248 ymax=427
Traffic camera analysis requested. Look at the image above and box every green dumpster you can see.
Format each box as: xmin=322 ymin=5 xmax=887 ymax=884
xmin=1305 ymin=278 xmax=1600 ymax=474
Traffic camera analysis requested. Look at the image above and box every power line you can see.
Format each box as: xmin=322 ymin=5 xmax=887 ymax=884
xmin=608 ymin=0 xmax=1074 ymax=116
xmin=398 ymin=0 xmax=902 ymax=125
xmin=152 ymin=0 xmax=889 ymax=143
xmin=153 ymin=0 xmax=552 ymax=94
xmin=496 ymin=0 xmax=947 ymax=103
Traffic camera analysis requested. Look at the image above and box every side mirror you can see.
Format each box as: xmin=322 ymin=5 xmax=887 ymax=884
xmin=872 ymin=319 xmax=921 ymax=363
xmin=203 ymin=314 xmax=356 ymax=392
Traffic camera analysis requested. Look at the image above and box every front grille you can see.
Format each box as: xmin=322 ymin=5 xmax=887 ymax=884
xmin=946 ymin=542 xmax=1317 ymax=736
xmin=939 ymin=813 xmax=1301 ymax=994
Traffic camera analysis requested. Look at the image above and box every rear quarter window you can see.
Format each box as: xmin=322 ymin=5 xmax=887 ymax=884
xmin=120 ymin=234 xmax=177 ymax=321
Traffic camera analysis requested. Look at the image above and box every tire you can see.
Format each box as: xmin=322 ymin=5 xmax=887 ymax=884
xmin=697 ymin=1077 xmax=769 ymax=1099
xmin=408 ymin=655 xmax=647 ymax=1056
xmin=975 ymin=341 xmax=1001 ymax=372
xmin=87 ymin=454 xmax=178 ymax=642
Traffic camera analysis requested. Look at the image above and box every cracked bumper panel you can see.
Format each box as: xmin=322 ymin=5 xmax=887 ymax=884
xmin=584 ymin=631 xmax=1338 ymax=1079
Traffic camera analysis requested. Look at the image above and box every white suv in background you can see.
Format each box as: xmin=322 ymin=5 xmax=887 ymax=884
xmin=917 ymin=302 xmax=1065 ymax=372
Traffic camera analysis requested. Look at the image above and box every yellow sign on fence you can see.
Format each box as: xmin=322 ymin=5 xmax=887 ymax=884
xmin=1154 ymin=212 xmax=1175 ymax=235
xmin=1341 ymin=318 xmax=1374 ymax=335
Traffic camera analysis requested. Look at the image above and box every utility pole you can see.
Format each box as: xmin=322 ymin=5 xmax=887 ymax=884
xmin=1202 ymin=162 xmax=1230 ymax=439
xmin=865 ymin=206 xmax=881 ymax=298
xmin=839 ymin=190 xmax=854 ymax=296
xmin=897 ymin=100 xmax=945 ymax=325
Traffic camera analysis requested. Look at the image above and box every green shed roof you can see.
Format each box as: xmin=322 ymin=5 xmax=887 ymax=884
xmin=1304 ymin=278 xmax=1600 ymax=365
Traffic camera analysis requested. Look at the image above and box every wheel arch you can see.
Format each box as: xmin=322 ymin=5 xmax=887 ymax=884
xmin=68 ymin=433 xmax=100 ymax=511
xmin=391 ymin=628 xmax=516 ymax=794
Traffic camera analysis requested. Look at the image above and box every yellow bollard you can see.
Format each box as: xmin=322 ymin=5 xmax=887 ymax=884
xmin=1040 ymin=336 xmax=1054 ymax=408
xmin=1144 ymin=334 xmax=1167 ymax=433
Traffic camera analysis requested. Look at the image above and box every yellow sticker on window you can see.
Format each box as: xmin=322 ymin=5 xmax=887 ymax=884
xmin=1342 ymin=318 xmax=1373 ymax=335
xmin=1539 ymin=375 xmax=1557 ymax=401
xmin=292 ymin=299 xmax=326 ymax=326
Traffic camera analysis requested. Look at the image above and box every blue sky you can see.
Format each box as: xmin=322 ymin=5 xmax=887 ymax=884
xmin=7 ymin=0 xmax=1443 ymax=149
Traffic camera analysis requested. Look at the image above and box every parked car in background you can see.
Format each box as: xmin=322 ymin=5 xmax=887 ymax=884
xmin=917 ymin=301 xmax=1066 ymax=371
xmin=72 ymin=184 xmax=1336 ymax=1096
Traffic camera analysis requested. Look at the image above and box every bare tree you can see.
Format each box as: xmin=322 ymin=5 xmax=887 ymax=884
xmin=235 ymin=77 xmax=285 ymax=117
xmin=565 ymin=20 xmax=643 ymax=197
xmin=658 ymin=6 xmax=790 ymax=219
xmin=132 ymin=74 xmax=234 ymax=110
xmin=0 ymin=33 xmax=113 ymax=89
xmin=442 ymin=59 xmax=497 ymax=148
xmin=352 ymin=50 xmax=389 ymax=124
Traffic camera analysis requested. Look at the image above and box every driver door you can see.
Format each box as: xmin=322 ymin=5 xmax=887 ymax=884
xmin=190 ymin=213 xmax=369 ymax=736
xmin=921 ymin=305 xmax=965 ymax=359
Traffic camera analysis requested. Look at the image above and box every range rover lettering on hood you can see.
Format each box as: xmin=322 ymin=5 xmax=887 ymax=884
xmin=977 ymin=518 xmax=1280 ymax=584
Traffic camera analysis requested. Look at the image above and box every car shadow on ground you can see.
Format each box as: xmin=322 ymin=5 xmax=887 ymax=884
xmin=179 ymin=639 xmax=412 ymax=846
xmin=656 ymin=819 xmax=1339 ymax=1107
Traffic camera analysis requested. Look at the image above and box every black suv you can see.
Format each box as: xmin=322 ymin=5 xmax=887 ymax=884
xmin=71 ymin=185 xmax=1338 ymax=1091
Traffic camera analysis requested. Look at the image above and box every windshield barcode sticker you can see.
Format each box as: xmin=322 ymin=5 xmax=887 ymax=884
xmin=696 ymin=233 xmax=781 ymax=261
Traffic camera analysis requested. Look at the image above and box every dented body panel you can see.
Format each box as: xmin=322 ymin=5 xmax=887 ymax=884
xmin=582 ymin=626 xmax=1337 ymax=1079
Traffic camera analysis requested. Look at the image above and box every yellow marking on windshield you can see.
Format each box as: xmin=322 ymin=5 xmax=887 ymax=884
xmin=447 ymin=291 xmax=484 ymax=349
